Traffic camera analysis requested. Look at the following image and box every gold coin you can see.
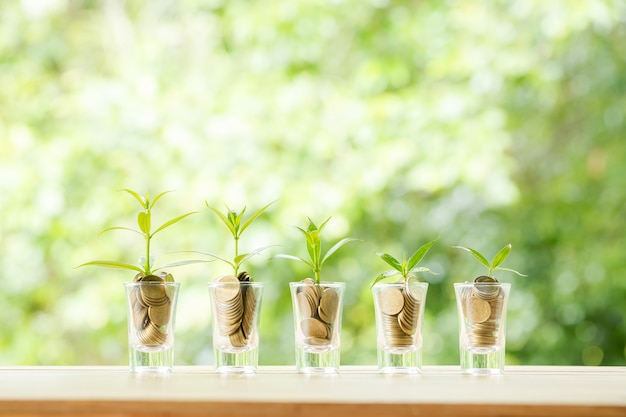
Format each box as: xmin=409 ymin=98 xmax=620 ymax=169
xmin=378 ymin=287 xmax=404 ymax=316
xmin=139 ymin=275 xmax=167 ymax=303
xmin=148 ymin=303 xmax=171 ymax=326
xmin=229 ymin=328 xmax=247 ymax=347
xmin=296 ymin=292 xmax=312 ymax=318
xmin=132 ymin=299 xmax=149 ymax=331
xmin=301 ymin=318 xmax=328 ymax=339
xmin=304 ymin=337 xmax=330 ymax=346
xmin=137 ymin=322 xmax=167 ymax=346
xmin=241 ymin=289 xmax=257 ymax=339
xmin=468 ymin=297 xmax=491 ymax=323
xmin=214 ymin=275 xmax=241 ymax=304
xmin=318 ymin=288 xmax=339 ymax=324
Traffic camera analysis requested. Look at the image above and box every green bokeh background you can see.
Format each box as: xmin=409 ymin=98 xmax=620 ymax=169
xmin=1 ymin=0 xmax=625 ymax=367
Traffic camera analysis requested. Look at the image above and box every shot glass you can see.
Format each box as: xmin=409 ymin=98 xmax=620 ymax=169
xmin=124 ymin=281 xmax=180 ymax=373
xmin=454 ymin=280 xmax=511 ymax=375
xmin=372 ymin=281 xmax=428 ymax=373
xmin=290 ymin=280 xmax=345 ymax=373
xmin=208 ymin=278 xmax=264 ymax=373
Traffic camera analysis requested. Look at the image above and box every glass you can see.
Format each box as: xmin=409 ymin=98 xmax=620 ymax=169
xmin=372 ymin=281 xmax=428 ymax=373
xmin=454 ymin=282 xmax=511 ymax=375
xmin=124 ymin=281 xmax=180 ymax=373
xmin=289 ymin=281 xmax=345 ymax=373
xmin=208 ymin=280 xmax=264 ymax=373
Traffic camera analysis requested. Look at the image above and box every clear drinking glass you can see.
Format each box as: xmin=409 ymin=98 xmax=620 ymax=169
xmin=372 ymin=281 xmax=428 ymax=373
xmin=208 ymin=280 xmax=264 ymax=373
xmin=290 ymin=281 xmax=345 ymax=373
xmin=124 ymin=281 xmax=180 ymax=373
xmin=454 ymin=281 xmax=511 ymax=375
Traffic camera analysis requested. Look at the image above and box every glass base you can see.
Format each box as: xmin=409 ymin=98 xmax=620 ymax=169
xmin=378 ymin=346 xmax=422 ymax=373
xmin=460 ymin=346 xmax=504 ymax=375
xmin=129 ymin=345 xmax=173 ymax=373
xmin=296 ymin=345 xmax=340 ymax=373
xmin=215 ymin=346 xmax=258 ymax=373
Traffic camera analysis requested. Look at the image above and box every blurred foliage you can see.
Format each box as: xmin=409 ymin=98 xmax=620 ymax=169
xmin=1 ymin=0 xmax=625 ymax=367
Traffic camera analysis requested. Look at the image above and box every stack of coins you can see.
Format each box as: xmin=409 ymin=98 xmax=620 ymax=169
xmin=461 ymin=276 xmax=504 ymax=348
xmin=296 ymin=278 xmax=339 ymax=346
xmin=213 ymin=273 xmax=257 ymax=348
xmin=131 ymin=273 xmax=172 ymax=346
xmin=377 ymin=285 xmax=421 ymax=347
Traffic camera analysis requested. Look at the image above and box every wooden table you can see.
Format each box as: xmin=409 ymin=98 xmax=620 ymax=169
xmin=0 ymin=366 xmax=624 ymax=416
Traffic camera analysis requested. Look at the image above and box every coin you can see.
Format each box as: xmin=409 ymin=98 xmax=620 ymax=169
xmin=213 ymin=276 xmax=244 ymax=337
xmin=237 ymin=271 xmax=252 ymax=282
xmin=148 ymin=304 xmax=171 ymax=326
xmin=318 ymin=288 xmax=339 ymax=324
xmin=132 ymin=297 xmax=149 ymax=330
xmin=304 ymin=337 xmax=330 ymax=346
xmin=473 ymin=276 xmax=500 ymax=300
xmin=468 ymin=296 xmax=491 ymax=323
xmin=296 ymin=292 xmax=312 ymax=318
xmin=381 ymin=312 xmax=413 ymax=346
xmin=214 ymin=275 xmax=241 ymax=303
xmin=229 ymin=328 xmax=247 ymax=347
xmin=241 ymin=287 xmax=257 ymax=339
xmin=137 ymin=321 xmax=167 ymax=346
xmin=139 ymin=275 xmax=168 ymax=304
xmin=378 ymin=287 xmax=404 ymax=316
xmin=301 ymin=318 xmax=328 ymax=339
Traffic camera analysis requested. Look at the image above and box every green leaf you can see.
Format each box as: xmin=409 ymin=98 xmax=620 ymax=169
xmin=453 ymin=246 xmax=491 ymax=269
xmin=76 ymin=260 xmax=144 ymax=273
xmin=185 ymin=251 xmax=235 ymax=268
xmin=227 ymin=209 xmax=240 ymax=232
xmin=150 ymin=190 xmax=172 ymax=209
xmin=274 ymin=253 xmax=315 ymax=269
xmin=207 ymin=204 xmax=237 ymax=237
xmin=151 ymin=211 xmax=197 ymax=237
xmin=494 ymin=267 xmax=528 ymax=277
xmin=121 ymin=189 xmax=145 ymax=207
xmin=376 ymin=252 xmax=402 ymax=272
xmin=407 ymin=237 xmax=438 ymax=271
xmin=137 ymin=211 xmax=151 ymax=235
xmin=239 ymin=200 xmax=276 ymax=236
xmin=409 ymin=266 xmax=437 ymax=275
xmin=491 ymin=244 xmax=512 ymax=269
xmin=321 ymin=237 xmax=359 ymax=266
xmin=371 ymin=270 xmax=401 ymax=288
xmin=306 ymin=217 xmax=319 ymax=232
xmin=317 ymin=216 xmax=332 ymax=233
xmin=153 ymin=259 xmax=211 ymax=271
xmin=233 ymin=245 xmax=277 ymax=266
xmin=100 ymin=226 xmax=142 ymax=236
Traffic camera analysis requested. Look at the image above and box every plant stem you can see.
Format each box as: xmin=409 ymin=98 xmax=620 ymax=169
xmin=145 ymin=234 xmax=151 ymax=275
xmin=234 ymin=237 xmax=240 ymax=275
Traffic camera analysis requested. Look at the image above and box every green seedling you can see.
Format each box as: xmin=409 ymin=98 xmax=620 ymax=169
xmin=453 ymin=243 xmax=527 ymax=280
xmin=275 ymin=217 xmax=359 ymax=284
xmin=78 ymin=189 xmax=199 ymax=279
xmin=372 ymin=237 xmax=438 ymax=288
xmin=193 ymin=201 xmax=276 ymax=276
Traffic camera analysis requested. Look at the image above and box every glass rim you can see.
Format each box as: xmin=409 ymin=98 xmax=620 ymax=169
xmin=289 ymin=281 xmax=346 ymax=288
xmin=208 ymin=281 xmax=264 ymax=288
xmin=372 ymin=281 xmax=428 ymax=288
xmin=454 ymin=282 xmax=511 ymax=287
xmin=123 ymin=281 xmax=181 ymax=287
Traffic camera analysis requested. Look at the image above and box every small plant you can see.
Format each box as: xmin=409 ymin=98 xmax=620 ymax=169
xmin=78 ymin=189 xmax=198 ymax=279
xmin=372 ymin=237 xmax=438 ymax=287
xmin=453 ymin=243 xmax=526 ymax=280
xmin=275 ymin=217 xmax=359 ymax=284
xmin=195 ymin=201 xmax=276 ymax=277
